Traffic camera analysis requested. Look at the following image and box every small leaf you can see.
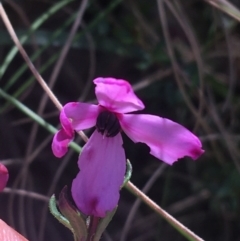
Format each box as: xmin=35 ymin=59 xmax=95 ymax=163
xmin=49 ymin=195 xmax=72 ymax=230
xmin=58 ymin=186 xmax=88 ymax=241
xmin=122 ymin=159 xmax=132 ymax=188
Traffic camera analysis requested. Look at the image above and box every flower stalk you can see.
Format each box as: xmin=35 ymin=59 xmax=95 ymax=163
xmin=87 ymin=217 xmax=99 ymax=241
xmin=126 ymin=181 xmax=204 ymax=241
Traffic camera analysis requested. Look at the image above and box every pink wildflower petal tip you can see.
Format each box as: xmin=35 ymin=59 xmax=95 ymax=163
xmin=71 ymin=130 xmax=126 ymax=217
xmin=0 ymin=163 xmax=8 ymax=191
xmin=93 ymin=77 xmax=145 ymax=113
xmin=120 ymin=114 xmax=204 ymax=165
xmin=52 ymin=129 xmax=74 ymax=158
xmin=63 ymin=102 xmax=100 ymax=130
xmin=0 ymin=219 xmax=29 ymax=241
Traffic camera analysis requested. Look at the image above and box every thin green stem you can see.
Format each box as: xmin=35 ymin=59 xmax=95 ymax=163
xmin=0 ymin=0 xmax=74 ymax=78
xmin=0 ymin=2 xmax=89 ymax=142
xmin=3 ymin=13 xmax=77 ymax=93
xmin=0 ymin=88 xmax=81 ymax=153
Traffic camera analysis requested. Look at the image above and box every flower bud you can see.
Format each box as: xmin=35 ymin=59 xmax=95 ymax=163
xmin=0 ymin=163 xmax=8 ymax=192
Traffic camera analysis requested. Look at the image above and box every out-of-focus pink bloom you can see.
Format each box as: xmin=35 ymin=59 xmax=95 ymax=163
xmin=52 ymin=77 xmax=204 ymax=217
xmin=0 ymin=219 xmax=29 ymax=241
xmin=0 ymin=163 xmax=8 ymax=192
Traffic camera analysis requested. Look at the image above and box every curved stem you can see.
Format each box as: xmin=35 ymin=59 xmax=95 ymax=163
xmin=125 ymin=181 xmax=204 ymax=241
xmin=87 ymin=216 xmax=100 ymax=241
xmin=0 ymin=2 xmax=88 ymax=143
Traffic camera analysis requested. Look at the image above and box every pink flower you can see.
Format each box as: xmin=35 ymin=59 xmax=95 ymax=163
xmin=52 ymin=77 xmax=204 ymax=217
xmin=0 ymin=219 xmax=28 ymax=241
xmin=0 ymin=163 xmax=8 ymax=192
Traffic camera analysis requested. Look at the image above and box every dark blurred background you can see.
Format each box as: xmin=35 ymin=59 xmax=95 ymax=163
xmin=1 ymin=0 xmax=240 ymax=240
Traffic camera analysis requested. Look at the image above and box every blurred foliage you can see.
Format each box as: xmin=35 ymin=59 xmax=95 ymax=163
xmin=1 ymin=0 xmax=240 ymax=241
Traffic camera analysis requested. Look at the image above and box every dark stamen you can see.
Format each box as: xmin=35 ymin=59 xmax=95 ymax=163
xmin=96 ymin=111 xmax=121 ymax=137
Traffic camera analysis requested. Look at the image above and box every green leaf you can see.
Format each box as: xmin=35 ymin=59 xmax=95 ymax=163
xmin=122 ymin=159 xmax=132 ymax=188
xmin=49 ymin=195 xmax=72 ymax=230
xmin=58 ymin=186 xmax=88 ymax=241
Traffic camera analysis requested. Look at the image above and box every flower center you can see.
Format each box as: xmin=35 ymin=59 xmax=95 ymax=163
xmin=96 ymin=111 xmax=121 ymax=137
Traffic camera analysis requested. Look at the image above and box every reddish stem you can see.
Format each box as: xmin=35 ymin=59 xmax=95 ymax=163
xmin=86 ymin=216 xmax=100 ymax=241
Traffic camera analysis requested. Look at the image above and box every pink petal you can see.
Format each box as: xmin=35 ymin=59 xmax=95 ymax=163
xmin=60 ymin=109 xmax=74 ymax=136
xmin=120 ymin=114 xmax=204 ymax=165
xmin=63 ymin=102 xmax=100 ymax=130
xmin=71 ymin=130 xmax=126 ymax=217
xmin=0 ymin=163 xmax=8 ymax=191
xmin=93 ymin=77 xmax=145 ymax=113
xmin=52 ymin=129 xmax=74 ymax=158
xmin=0 ymin=219 xmax=29 ymax=241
